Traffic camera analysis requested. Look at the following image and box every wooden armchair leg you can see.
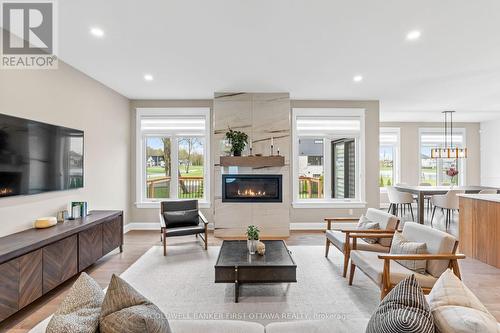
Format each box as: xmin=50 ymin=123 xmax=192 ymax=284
xmin=163 ymin=231 xmax=167 ymax=256
xmin=348 ymin=263 xmax=356 ymax=285
xmin=450 ymin=259 xmax=461 ymax=279
xmin=325 ymin=239 xmax=330 ymax=257
xmin=381 ymin=258 xmax=391 ymax=299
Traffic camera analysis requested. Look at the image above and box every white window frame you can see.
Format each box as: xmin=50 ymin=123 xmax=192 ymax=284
xmin=418 ymin=127 xmax=467 ymax=186
xmin=379 ymin=127 xmax=401 ymax=192
xmin=135 ymin=108 xmax=211 ymax=208
xmin=292 ymin=108 xmax=366 ymax=208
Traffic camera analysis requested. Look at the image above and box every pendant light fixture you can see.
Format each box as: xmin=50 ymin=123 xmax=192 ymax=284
xmin=431 ymin=111 xmax=467 ymax=159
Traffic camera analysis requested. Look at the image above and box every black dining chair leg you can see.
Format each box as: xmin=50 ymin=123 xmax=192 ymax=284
xmin=387 ymin=203 xmax=392 ymax=214
xmin=430 ymin=206 xmax=437 ymax=227
xmin=409 ymin=204 xmax=415 ymax=221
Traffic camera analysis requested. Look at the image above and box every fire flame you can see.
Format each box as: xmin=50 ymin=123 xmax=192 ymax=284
xmin=237 ymin=189 xmax=266 ymax=197
xmin=0 ymin=188 xmax=13 ymax=196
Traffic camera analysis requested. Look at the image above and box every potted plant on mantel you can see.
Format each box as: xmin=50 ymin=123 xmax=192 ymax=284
xmin=246 ymin=225 xmax=260 ymax=254
xmin=225 ymin=128 xmax=248 ymax=156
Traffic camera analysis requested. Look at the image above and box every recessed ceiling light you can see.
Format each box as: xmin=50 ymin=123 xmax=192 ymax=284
xmin=90 ymin=27 xmax=104 ymax=38
xmin=353 ymin=75 xmax=363 ymax=82
xmin=406 ymin=30 xmax=421 ymax=41
xmin=144 ymin=74 xmax=154 ymax=81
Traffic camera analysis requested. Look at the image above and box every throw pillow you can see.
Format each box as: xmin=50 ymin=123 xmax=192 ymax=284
xmin=100 ymin=274 xmax=171 ymax=333
xmin=46 ymin=272 xmax=104 ymax=333
xmin=428 ymin=269 xmax=498 ymax=333
xmin=357 ymin=216 xmax=380 ymax=244
xmin=163 ymin=209 xmax=199 ymax=228
xmin=366 ymin=275 xmax=435 ymax=333
xmin=390 ymin=232 xmax=428 ymax=274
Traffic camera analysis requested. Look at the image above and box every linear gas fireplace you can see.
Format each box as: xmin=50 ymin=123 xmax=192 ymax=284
xmin=222 ymin=174 xmax=282 ymax=203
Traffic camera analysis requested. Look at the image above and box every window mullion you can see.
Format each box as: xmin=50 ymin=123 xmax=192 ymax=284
xmin=324 ymin=138 xmax=332 ymax=199
xmin=171 ymin=136 xmax=179 ymax=199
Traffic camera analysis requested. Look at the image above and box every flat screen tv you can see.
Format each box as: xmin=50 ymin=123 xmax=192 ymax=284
xmin=0 ymin=113 xmax=84 ymax=198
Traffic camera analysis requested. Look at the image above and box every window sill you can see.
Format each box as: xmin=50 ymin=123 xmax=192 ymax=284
xmin=292 ymin=201 xmax=367 ymax=209
xmin=135 ymin=200 xmax=211 ymax=209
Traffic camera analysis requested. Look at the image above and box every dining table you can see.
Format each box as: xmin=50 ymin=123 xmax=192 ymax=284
xmin=393 ymin=185 xmax=499 ymax=224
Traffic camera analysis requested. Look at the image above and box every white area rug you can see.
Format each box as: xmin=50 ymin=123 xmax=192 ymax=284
xmin=120 ymin=244 xmax=379 ymax=325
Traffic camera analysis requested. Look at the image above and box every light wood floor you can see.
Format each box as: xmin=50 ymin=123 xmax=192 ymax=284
xmin=1 ymin=211 xmax=499 ymax=332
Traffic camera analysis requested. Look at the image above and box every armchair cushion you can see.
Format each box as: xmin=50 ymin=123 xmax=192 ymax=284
xmin=365 ymin=208 xmax=399 ymax=247
xmin=366 ymin=275 xmax=435 ymax=333
xmin=163 ymin=209 xmax=199 ymax=228
xmin=390 ymin=232 xmax=428 ymax=274
xmin=402 ymin=223 xmax=456 ymax=277
xmin=357 ymin=216 xmax=380 ymax=244
xmin=326 ymin=230 xmax=390 ymax=253
xmin=350 ymin=250 xmax=437 ymax=289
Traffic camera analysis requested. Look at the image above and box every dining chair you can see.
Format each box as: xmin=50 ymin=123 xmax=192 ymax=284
xmin=430 ymin=190 xmax=465 ymax=229
xmin=419 ymin=182 xmax=433 ymax=214
xmin=386 ymin=186 xmax=415 ymax=221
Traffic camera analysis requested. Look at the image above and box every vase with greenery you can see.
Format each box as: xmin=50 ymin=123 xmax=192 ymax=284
xmin=246 ymin=225 xmax=260 ymax=254
xmin=225 ymin=128 xmax=248 ymax=156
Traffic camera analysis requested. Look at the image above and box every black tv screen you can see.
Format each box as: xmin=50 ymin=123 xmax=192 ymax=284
xmin=0 ymin=113 xmax=84 ymax=198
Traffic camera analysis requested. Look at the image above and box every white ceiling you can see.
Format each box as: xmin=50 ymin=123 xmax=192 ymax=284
xmin=54 ymin=0 xmax=500 ymax=122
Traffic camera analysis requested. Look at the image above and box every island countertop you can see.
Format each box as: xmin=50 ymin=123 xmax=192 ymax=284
xmin=458 ymin=194 xmax=500 ymax=203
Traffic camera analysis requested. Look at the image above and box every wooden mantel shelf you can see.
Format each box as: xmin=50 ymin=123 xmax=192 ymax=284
xmin=220 ymin=155 xmax=285 ymax=168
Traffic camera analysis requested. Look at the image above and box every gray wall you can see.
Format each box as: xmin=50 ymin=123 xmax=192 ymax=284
xmin=0 ymin=61 xmax=130 ymax=237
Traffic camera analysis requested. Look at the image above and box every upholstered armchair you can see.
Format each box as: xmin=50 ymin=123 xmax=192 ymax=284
xmin=325 ymin=208 xmax=400 ymax=277
xmin=159 ymin=200 xmax=208 ymax=256
xmin=349 ymin=222 xmax=465 ymax=299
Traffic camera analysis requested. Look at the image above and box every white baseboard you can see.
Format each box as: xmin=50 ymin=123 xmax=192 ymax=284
xmin=290 ymin=223 xmax=326 ymax=230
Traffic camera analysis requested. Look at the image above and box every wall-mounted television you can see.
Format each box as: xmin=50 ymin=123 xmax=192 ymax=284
xmin=0 ymin=113 xmax=84 ymax=198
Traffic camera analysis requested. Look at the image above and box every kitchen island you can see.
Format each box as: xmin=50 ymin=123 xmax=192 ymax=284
xmin=459 ymin=194 xmax=500 ymax=268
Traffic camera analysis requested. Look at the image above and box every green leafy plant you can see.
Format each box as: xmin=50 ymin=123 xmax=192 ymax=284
xmin=225 ymin=128 xmax=248 ymax=156
xmin=246 ymin=225 xmax=260 ymax=240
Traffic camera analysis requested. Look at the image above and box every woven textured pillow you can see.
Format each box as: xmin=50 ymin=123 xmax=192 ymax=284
xmin=390 ymin=232 xmax=428 ymax=274
xmin=46 ymin=272 xmax=104 ymax=333
xmin=100 ymin=274 xmax=171 ymax=333
xmin=357 ymin=216 xmax=380 ymax=244
xmin=366 ymin=275 xmax=435 ymax=333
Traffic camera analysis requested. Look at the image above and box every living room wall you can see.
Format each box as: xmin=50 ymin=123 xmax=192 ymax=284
xmin=129 ymin=99 xmax=380 ymax=228
xmin=0 ymin=60 xmax=130 ymax=237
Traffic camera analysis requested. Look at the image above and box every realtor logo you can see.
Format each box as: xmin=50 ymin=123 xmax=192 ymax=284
xmin=1 ymin=0 xmax=58 ymax=69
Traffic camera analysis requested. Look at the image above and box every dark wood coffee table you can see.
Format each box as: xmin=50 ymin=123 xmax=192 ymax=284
xmin=214 ymin=240 xmax=297 ymax=302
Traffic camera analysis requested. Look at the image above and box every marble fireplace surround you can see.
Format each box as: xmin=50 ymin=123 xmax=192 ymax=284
xmin=213 ymin=92 xmax=291 ymax=237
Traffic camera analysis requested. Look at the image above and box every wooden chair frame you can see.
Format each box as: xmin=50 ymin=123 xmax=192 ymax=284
xmin=324 ymin=217 xmax=400 ymax=277
xmin=348 ymin=237 xmax=464 ymax=299
xmin=160 ymin=211 xmax=208 ymax=256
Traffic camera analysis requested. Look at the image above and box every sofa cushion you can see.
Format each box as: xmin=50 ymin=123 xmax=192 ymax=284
xmin=428 ymin=269 xmax=498 ymax=333
xmin=366 ymin=275 xmax=435 ymax=333
xmin=401 ymin=222 xmax=456 ymax=278
xmin=46 ymin=273 xmax=104 ymax=333
xmin=350 ymin=250 xmax=437 ymax=288
xmin=265 ymin=318 xmax=369 ymax=333
xmin=365 ymin=208 xmax=399 ymax=246
xmin=163 ymin=209 xmax=199 ymax=228
xmin=169 ymin=320 xmax=265 ymax=333
xmin=326 ymin=230 xmax=390 ymax=253
xmin=357 ymin=216 xmax=380 ymax=244
xmin=99 ymin=274 xmax=171 ymax=333
xmin=390 ymin=232 xmax=428 ymax=274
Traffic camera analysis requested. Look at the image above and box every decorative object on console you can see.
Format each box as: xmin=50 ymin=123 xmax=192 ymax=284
xmin=56 ymin=210 xmax=68 ymax=223
xmin=256 ymin=241 xmax=266 ymax=255
xmin=46 ymin=272 xmax=104 ymax=333
xmin=366 ymin=275 xmax=435 ymax=333
xmin=100 ymin=274 xmax=171 ymax=333
xmin=246 ymin=225 xmax=260 ymax=254
xmin=34 ymin=216 xmax=57 ymax=229
xmin=225 ymin=128 xmax=248 ymax=156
